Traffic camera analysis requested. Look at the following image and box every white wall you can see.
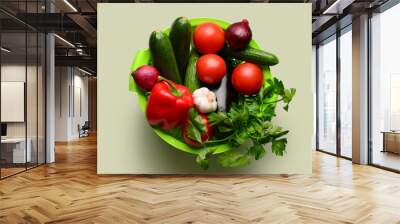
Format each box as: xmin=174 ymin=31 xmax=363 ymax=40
xmin=55 ymin=67 xmax=89 ymax=141
xmin=55 ymin=66 xmax=70 ymax=141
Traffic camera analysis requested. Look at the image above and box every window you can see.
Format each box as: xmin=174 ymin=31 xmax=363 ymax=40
xmin=316 ymin=25 xmax=353 ymax=159
xmin=339 ymin=27 xmax=352 ymax=158
xmin=317 ymin=36 xmax=337 ymax=154
xmin=371 ymin=3 xmax=400 ymax=171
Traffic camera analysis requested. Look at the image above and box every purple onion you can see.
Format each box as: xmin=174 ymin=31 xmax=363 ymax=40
xmin=225 ymin=19 xmax=252 ymax=50
xmin=132 ymin=65 xmax=160 ymax=92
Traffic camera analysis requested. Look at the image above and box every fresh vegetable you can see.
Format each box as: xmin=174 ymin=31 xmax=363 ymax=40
xmin=169 ymin=17 xmax=192 ymax=79
xmin=231 ymin=62 xmax=263 ymax=95
xmin=193 ymin=87 xmax=217 ymax=113
xmin=146 ymin=81 xmax=193 ymax=130
xmin=184 ymin=50 xmax=201 ymax=93
xmin=182 ymin=108 xmax=214 ymax=147
xmin=223 ymin=46 xmax=279 ymax=66
xmin=193 ymin=22 xmax=225 ymax=54
xmin=225 ymin=19 xmax=252 ymax=50
xmin=209 ymin=75 xmax=230 ymax=111
xmin=131 ymin=17 xmax=296 ymax=170
xmin=204 ymin=77 xmax=296 ymax=168
xmin=225 ymin=56 xmax=242 ymax=69
xmin=222 ymin=57 xmax=242 ymax=110
xmin=149 ymin=31 xmax=182 ymax=84
xmin=196 ymin=54 xmax=226 ymax=85
xmin=132 ymin=65 xmax=160 ymax=92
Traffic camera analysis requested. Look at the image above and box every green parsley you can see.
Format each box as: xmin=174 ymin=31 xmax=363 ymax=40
xmin=196 ymin=77 xmax=295 ymax=169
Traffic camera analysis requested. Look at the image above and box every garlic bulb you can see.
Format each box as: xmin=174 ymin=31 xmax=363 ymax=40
xmin=193 ymin=87 xmax=218 ymax=113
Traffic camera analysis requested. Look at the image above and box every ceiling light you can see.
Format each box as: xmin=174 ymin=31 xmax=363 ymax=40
xmin=1 ymin=47 xmax=11 ymax=53
xmin=54 ymin=34 xmax=75 ymax=48
xmin=78 ymin=67 xmax=93 ymax=76
xmin=63 ymin=0 xmax=78 ymax=12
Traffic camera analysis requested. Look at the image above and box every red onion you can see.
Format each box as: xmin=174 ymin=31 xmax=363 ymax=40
xmin=132 ymin=65 xmax=160 ymax=92
xmin=225 ymin=19 xmax=252 ymax=50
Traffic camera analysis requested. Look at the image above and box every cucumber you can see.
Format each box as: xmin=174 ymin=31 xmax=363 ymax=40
xmin=184 ymin=50 xmax=200 ymax=93
xmin=223 ymin=47 xmax=279 ymax=66
xmin=225 ymin=57 xmax=242 ymax=71
xmin=149 ymin=31 xmax=182 ymax=84
xmin=169 ymin=17 xmax=192 ymax=81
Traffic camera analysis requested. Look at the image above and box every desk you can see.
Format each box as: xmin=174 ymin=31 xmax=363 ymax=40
xmin=382 ymin=131 xmax=400 ymax=154
xmin=1 ymin=138 xmax=31 ymax=163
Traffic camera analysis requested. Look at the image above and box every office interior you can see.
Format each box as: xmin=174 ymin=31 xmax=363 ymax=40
xmin=0 ymin=0 xmax=398 ymax=176
xmin=1 ymin=0 xmax=400 ymax=222
xmin=314 ymin=0 xmax=400 ymax=172
xmin=0 ymin=0 xmax=97 ymax=179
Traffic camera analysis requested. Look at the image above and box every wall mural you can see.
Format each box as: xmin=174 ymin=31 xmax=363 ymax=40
xmin=129 ymin=17 xmax=295 ymax=169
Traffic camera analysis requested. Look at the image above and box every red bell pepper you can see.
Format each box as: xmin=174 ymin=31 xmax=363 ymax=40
xmin=146 ymin=80 xmax=194 ymax=130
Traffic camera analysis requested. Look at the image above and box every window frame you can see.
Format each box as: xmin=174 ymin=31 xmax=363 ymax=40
xmin=315 ymin=24 xmax=353 ymax=161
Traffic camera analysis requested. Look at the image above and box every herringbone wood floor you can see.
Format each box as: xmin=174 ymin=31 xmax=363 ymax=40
xmin=1 ymin=135 xmax=400 ymax=224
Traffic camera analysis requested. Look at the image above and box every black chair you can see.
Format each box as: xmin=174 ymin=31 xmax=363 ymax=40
xmin=79 ymin=121 xmax=90 ymax=138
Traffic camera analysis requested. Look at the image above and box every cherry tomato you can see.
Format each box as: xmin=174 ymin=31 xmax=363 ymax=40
xmin=231 ymin=62 xmax=263 ymax=95
xmin=196 ymin=54 xmax=227 ymax=85
xmin=193 ymin=22 xmax=225 ymax=54
xmin=182 ymin=114 xmax=214 ymax=147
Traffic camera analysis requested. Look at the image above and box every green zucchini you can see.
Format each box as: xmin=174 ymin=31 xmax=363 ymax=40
xmin=223 ymin=47 xmax=279 ymax=66
xmin=184 ymin=50 xmax=200 ymax=93
xmin=169 ymin=17 xmax=192 ymax=81
xmin=149 ymin=31 xmax=182 ymax=84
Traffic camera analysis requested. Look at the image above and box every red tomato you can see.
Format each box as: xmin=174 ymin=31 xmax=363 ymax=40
xmin=231 ymin=62 xmax=263 ymax=95
xmin=194 ymin=22 xmax=225 ymax=54
xmin=182 ymin=114 xmax=214 ymax=147
xmin=196 ymin=54 xmax=227 ymax=85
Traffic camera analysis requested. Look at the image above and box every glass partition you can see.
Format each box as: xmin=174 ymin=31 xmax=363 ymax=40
xmin=339 ymin=27 xmax=352 ymax=158
xmin=27 ymin=30 xmax=38 ymax=169
xmin=371 ymin=3 xmax=400 ymax=171
xmin=0 ymin=2 xmax=46 ymax=179
xmin=0 ymin=31 xmax=28 ymax=177
xmin=317 ymin=35 xmax=337 ymax=154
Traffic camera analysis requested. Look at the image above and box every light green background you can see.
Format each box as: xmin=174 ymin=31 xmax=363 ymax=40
xmin=97 ymin=3 xmax=312 ymax=174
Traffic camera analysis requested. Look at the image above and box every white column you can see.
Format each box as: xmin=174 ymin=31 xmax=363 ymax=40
xmin=45 ymin=0 xmax=56 ymax=163
xmin=352 ymin=14 xmax=369 ymax=164
xmin=46 ymin=33 xmax=55 ymax=163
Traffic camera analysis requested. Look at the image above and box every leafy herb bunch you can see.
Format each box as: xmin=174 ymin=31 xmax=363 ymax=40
xmin=195 ymin=77 xmax=296 ymax=169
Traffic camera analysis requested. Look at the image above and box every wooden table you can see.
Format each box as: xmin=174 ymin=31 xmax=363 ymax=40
xmin=381 ymin=131 xmax=400 ymax=154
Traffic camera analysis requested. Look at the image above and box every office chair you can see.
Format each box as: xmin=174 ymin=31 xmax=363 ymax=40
xmin=79 ymin=121 xmax=90 ymax=138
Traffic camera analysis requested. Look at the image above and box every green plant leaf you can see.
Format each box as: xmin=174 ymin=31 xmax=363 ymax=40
xmin=208 ymin=112 xmax=228 ymax=126
xmin=249 ymin=144 xmax=266 ymax=160
xmin=284 ymin=88 xmax=296 ymax=103
xmin=283 ymin=88 xmax=296 ymax=111
xmin=196 ymin=148 xmax=211 ymax=170
xmin=189 ymin=108 xmax=206 ymax=133
xmin=271 ymin=138 xmax=287 ymax=156
xmin=218 ymin=151 xmax=250 ymax=168
xmin=195 ymin=148 xmax=216 ymax=170
xmin=218 ymin=125 xmax=233 ymax=133
xmin=187 ymin=120 xmax=202 ymax=143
